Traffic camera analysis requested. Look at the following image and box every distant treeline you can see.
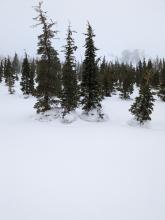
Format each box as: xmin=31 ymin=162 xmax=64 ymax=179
xmin=0 ymin=54 xmax=165 ymax=97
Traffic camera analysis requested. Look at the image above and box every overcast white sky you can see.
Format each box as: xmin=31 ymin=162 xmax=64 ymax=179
xmin=0 ymin=0 xmax=165 ymax=60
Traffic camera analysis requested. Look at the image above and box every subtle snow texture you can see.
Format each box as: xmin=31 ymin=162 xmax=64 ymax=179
xmin=0 ymin=82 xmax=165 ymax=220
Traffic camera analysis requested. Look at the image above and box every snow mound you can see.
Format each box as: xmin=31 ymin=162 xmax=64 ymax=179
xmin=80 ymin=109 xmax=108 ymax=122
xmin=127 ymin=118 xmax=151 ymax=129
xmin=33 ymin=107 xmax=61 ymax=122
xmin=60 ymin=111 xmax=77 ymax=124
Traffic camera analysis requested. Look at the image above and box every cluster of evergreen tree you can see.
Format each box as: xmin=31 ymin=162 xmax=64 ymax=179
xmin=0 ymin=54 xmax=20 ymax=94
xmin=32 ymin=2 xmax=103 ymax=118
xmin=1 ymin=1 xmax=165 ymax=124
xmin=20 ymin=53 xmax=36 ymax=96
xmin=96 ymin=57 xmax=165 ymax=101
xmin=0 ymin=53 xmax=36 ymax=96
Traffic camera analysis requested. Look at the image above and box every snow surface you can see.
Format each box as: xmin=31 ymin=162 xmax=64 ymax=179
xmin=0 ymin=82 xmax=165 ymax=220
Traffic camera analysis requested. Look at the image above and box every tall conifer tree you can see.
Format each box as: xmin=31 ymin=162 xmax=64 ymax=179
xmin=81 ymin=23 xmax=103 ymax=117
xmin=61 ymin=25 xmax=79 ymax=117
xmin=33 ymin=1 xmax=61 ymax=113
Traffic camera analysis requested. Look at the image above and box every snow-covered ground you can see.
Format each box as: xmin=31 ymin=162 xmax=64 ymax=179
xmin=0 ymin=83 xmax=165 ymax=220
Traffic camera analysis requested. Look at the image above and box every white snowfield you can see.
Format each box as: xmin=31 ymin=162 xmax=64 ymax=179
xmin=0 ymin=82 xmax=165 ymax=220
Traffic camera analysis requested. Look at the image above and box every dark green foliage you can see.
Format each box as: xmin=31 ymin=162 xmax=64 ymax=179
xmin=20 ymin=53 xmax=31 ymax=95
xmin=119 ymin=64 xmax=134 ymax=100
xmin=61 ymin=25 xmax=79 ymax=116
xmin=81 ymin=23 xmax=103 ymax=116
xmin=151 ymin=70 xmax=160 ymax=91
xmin=4 ymin=58 xmax=15 ymax=94
xmin=35 ymin=48 xmax=61 ymax=109
xmin=12 ymin=53 xmax=21 ymax=80
xmin=29 ymin=59 xmax=36 ymax=95
xmin=0 ymin=60 xmax=3 ymax=83
xmin=99 ymin=57 xmax=116 ymax=97
xmin=3 ymin=58 xmax=8 ymax=82
xmin=129 ymin=72 xmax=155 ymax=124
xmin=99 ymin=57 xmax=109 ymax=96
xmin=158 ymin=61 xmax=165 ymax=101
xmin=33 ymin=2 xmax=61 ymax=113
xmin=147 ymin=59 xmax=159 ymax=90
xmin=136 ymin=60 xmax=143 ymax=87
xmin=142 ymin=59 xmax=147 ymax=72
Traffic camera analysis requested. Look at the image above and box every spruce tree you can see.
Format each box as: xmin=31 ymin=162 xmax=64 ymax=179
xmin=129 ymin=72 xmax=155 ymax=124
xmin=12 ymin=53 xmax=21 ymax=80
xmin=0 ymin=60 xmax=3 ymax=83
xmin=61 ymin=25 xmax=79 ymax=117
xmin=99 ymin=57 xmax=109 ymax=96
xmin=99 ymin=58 xmax=115 ymax=97
xmin=29 ymin=59 xmax=36 ymax=95
xmin=3 ymin=58 xmax=8 ymax=83
xmin=119 ymin=64 xmax=134 ymax=100
xmin=33 ymin=2 xmax=61 ymax=113
xmin=20 ymin=53 xmax=31 ymax=96
xmin=81 ymin=22 xmax=103 ymax=117
xmin=158 ymin=62 xmax=165 ymax=101
xmin=136 ymin=60 xmax=143 ymax=87
xmin=5 ymin=58 xmax=15 ymax=94
xmin=112 ymin=61 xmax=122 ymax=92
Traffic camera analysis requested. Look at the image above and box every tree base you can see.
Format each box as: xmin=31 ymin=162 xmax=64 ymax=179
xmin=128 ymin=118 xmax=151 ymax=128
xmin=80 ymin=109 xmax=108 ymax=122
xmin=60 ymin=111 xmax=77 ymax=124
xmin=34 ymin=107 xmax=61 ymax=122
